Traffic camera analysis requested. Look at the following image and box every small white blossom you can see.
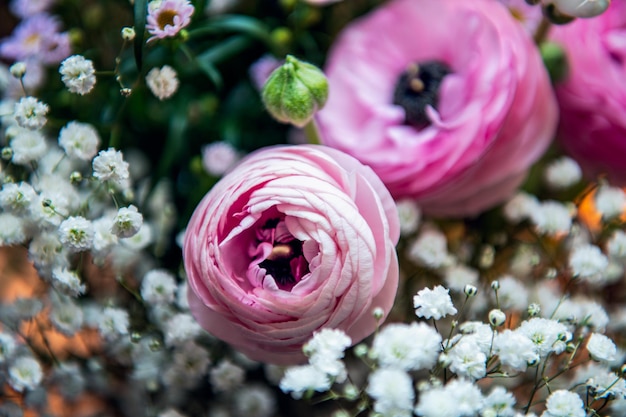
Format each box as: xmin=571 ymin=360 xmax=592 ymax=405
xmin=92 ymin=148 xmax=130 ymax=187
xmin=396 ymin=199 xmax=421 ymax=236
xmin=587 ymin=370 xmax=626 ymax=399
xmin=58 ymin=216 xmax=94 ymax=252
xmin=444 ymin=264 xmax=479 ymax=292
xmin=10 ymin=62 xmax=27 ymax=78
xmin=51 ymin=267 xmax=86 ymax=297
xmin=530 ymin=200 xmax=573 ymax=235
xmin=280 ymin=365 xmax=331 ymax=399
xmin=14 ymin=96 xmax=49 ymax=129
xmin=595 ymin=186 xmax=626 ymax=220
xmin=493 ymin=330 xmax=540 ymax=372
xmin=201 ymin=141 xmax=240 ymax=176
xmin=447 ymin=340 xmax=487 ymax=379
xmin=367 ymin=368 xmax=414 ymax=417
xmin=141 ymin=269 xmax=177 ymax=304
xmin=0 ymin=333 xmax=17 ymax=363
xmin=50 ymin=297 xmax=84 ymax=336
xmin=303 ymin=328 xmax=351 ymax=360
xmin=58 ymin=121 xmax=100 ymax=160
xmin=541 ymin=390 xmax=584 ymax=417
xmin=164 ymin=313 xmax=202 ymax=346
xmin=481 ymin=386 xmax=516 ymax=417
xmin=492 ymin=275 xmax=529 ymax=311
xmin=416 ymin=379 xmax=484 ymax=417
xmin=586 ymin=333 xmax=617 ymax=363
xmin=407 ymin=228 xmax=452 ymax=268
xmin=518 ymin=318 xmax=571 ymax=358
xmin=8 ymin=356 xmax=43 ymax=392
xmin=146 ymin=65 xmax=179 ymax=100
xmin=98 ymin=307 xmax=130 ymax=340
xmin=209 ymin=359 xmax=245 ymax=393
xmin=233 ymin=385 xmax=276 ymax=417
xmin=0 ymin=213 xmax=27 ymax=246
xmin=608 ymin=230 xmax=626 ymax=259
xmin=371 ymin=322 xmax=441 ymax=371
xmin=414 ymin=285 xmax=457 ymax=320
xmin=569 ymin=244 xmax=608 ymax=283
xmin=121 ymin=27 xmax=136 ymax=41
xmin=59 ymin=55 xmax=97 ymax=95
xmin=92 ymin=215 xmax=119 ymax=256
xmin=112 ymin=205 xmax=143 ymax=238
xmin=503 ymin=191 xmax=539 ymax=223
xmin=543 ymin=157 xmax=582 ymax=189
xmin=10 ymin=129 xmax=47 ymax=164
xmin=0 ymin=182 xmax=37 ymax=214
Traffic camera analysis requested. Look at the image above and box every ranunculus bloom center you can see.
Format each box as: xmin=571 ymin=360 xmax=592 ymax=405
xmin=157 ymin=10 xmax=177 ymax=29
xmin=249 ymin=216 xmax=309 ymax=291
xmin=392 ymin=61 xmax=451 ymax=128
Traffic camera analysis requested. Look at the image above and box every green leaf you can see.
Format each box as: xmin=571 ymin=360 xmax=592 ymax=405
xmin=133 ymin=0 xmax=148 ymax=71
xmin=195 ymin=36 xmax=253 ymax=88
xmin=196 ymin=59 xmax=223 ymax=89
xmin=188 ymin=15 xmax=272 ymax=44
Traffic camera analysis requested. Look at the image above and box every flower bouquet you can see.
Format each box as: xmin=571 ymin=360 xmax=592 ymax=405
xmin=1 ymin=0 xmax=626 ymax=416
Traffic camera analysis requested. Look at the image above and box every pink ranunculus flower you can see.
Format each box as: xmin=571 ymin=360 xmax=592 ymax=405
xmin=183 ymin=145 xmax=400 ymax=364
xmin=550 ymin=0 xmax=626 ymax=185
xmin=317 ymin=0 xmax=558 ymax=217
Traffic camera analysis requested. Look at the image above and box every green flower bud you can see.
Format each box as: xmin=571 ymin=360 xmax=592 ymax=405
xmin=262 ymin=55 xmax=328 ymax=128
xmin=541 ymin=41 xmax=568 ymax=83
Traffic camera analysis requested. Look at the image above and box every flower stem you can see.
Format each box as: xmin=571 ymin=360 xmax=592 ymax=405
xmin=534 ymin=16 xmax=552 ymax=45
xmin=303 ymin=118 xmax=321 ymax=145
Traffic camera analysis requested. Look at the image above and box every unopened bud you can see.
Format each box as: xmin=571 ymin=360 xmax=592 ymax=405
xmin=122 ymin=27 xmax=136 ymax=41
xmin=262 ymin=55 xmax=328 ymax=127
xmin=540 ymin=42 xmax=568 ymax=83
xmin=9 ymin=62 xmax=26 ymax=78
xmin=120 ymin=87 xmax=132 ymax=97
xmin=1 ymin=147 xmax=13 ymax=160
xmin=543 ymin=0 xmax=610 ymax=18
xmin=70 ymin=171 xmax=83 ymax=184
xmin=489 ymin=309 xmax=506 ymax=327
xmin=353 ymin=343 xmax=368 ymax=357
xmin=464 ymin=284 xmax=477 ymax=297
xmin=528 ymin=303 xmax=541 ymax=317
xmin=566 ymin=342 xmax=576 ymax=353
xmin=491 ymin=280 xmax=500 ymax=291
xmin=372 ymin=306 xmax=385 ymax=321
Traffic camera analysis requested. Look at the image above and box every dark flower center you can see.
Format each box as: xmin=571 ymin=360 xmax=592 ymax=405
xmin=255 ymin=217 xmax=309 ymax=290
xmin=392 ymin=61 xmax=451 ymax=128
xmin=157 ymin=10 xmax=177 ymax=30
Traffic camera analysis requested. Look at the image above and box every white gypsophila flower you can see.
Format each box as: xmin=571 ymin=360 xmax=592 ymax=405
xmin=171 ymin=340 xmax=211 ymax=381
xmin=569 ymin=244 xmax=608 ymax=284
xmin=8 ymin=356 xmax=43 ymax=392
xmin=481 ymin=386 xmax=516 ymax=417
xmin=608 ymin=230 xmax=626 ymax=259
xmin=30 ymin=178 xmax=80 ymax=228
xmin=158 ymin=409 xmax=187 ymax=417
xmin=51 ymin=362 xmax=86 ymax=401
xmin=10 ymin=129 xmax=47 ymax=164
xmin=132 ymin=345 xmax=165 ymax=389
xmin=92 ymin=215 xmax=119 ymax=256
xmin=415 ymin=384 xmax=462 ymax=417
xmin=28 ymin=231 xmax=69 ymax=277
xmin=586 ymin=333 xmax=617 ymax=363
xmin=493 ymin=329 xmax=539 ymax=371
xmin=176 ymin=281 xmax=190 ymax=310
xmin=493 ymin=275 xmax=529 ymax=311
xmin=51 ymin=267 xmax=86 ymax=297
xmin=407 ymin=228 xmax=452 ymax=268
xmin=444 ymin=264 xmax=479 ymax=293
xmin=59 ymin=55 xmax=96 ymax=95
xmin=209 ymin=360 xmax=245 ymax=393
xmin=414 ymin=285 xmax=457 ymax=320
xmin=164 ymin=313 xmax=202 ymax=346
xmin=98 ymin=307 xmax=130 ymax=340
xmin=303 ymin=328 xmax=351 ymax=360
xmin=458 ymin=322 xmax=494 ymax=355
xmin=503 ymin=191 xmax=539 ymax=223
xmin=111 ymin=205 xmax=143 ymax=238
xmin=510 ymin=245 xmax=541 ymax=277
xmin=447 ymin=379 xmax=485 ymax=416
xmin=587 ymin=370 xmax=626 ymax=399
xmin=576 ymin=298 xmax=609 ymax=331
xmin=517 ymin=317 xmax=571 ymax=358
xmin=233 ymin=384 xmax=277 ymax=417
xmin=13 ymin=96 xmax=49 ymax=130
xmin=50 ymin=297 xmax=84 ymax=336
xmin=58 ymin=121 xmax=100 ymax=160
xmin=0 ymin=213 xmax=27 ymax=246
xmin=279 ymin=364 xmax=331 ymax=399
xmin=366 ymin=368 xmax=414 ymax=417
xmin=447 ymin=339 xmax=487 ymax=379
xmin=201 ymin=141 xmax=241 ymax=177
xmin=0 ymin=182 xmax=37 ymax=214
xmin=543 ymin=156 xmax=582 ymax=190
xmin=92 ymin=147 xmax=130 ymax=186
xmin=141 ymin=269 xmax=177 ymax=305
xmin=595 ymin=186 xmax=626 ymax=220
xmin=58 ymin=216 xmax=94 ymax=252
xmin=370 ymin=322 xmax=441 ymax=371
xmin=146 ymin=65 xmax=179 ymax=100
xmin=0 ymin=332 xmax=17 ymax=363
xmin=541 ymin=390 xmax=585 ymax=417
xmin=396 ymin=198 xmax=421 ymax=236
xmin=530 ymin=200 xmax=573 ymax=235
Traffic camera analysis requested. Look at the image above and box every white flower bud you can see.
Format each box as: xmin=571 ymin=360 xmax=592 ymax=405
xmin=464 ymin=284 xmax=477 ymax=297
xmin=491 ymin=280 xmax=500 ymax=291
xmin=122 ymin=27 xmax=136 ymax=41
xmin=9 ymin=62 xmax=26 ymax=78
xmin=372 ymin=306 xmax=385 ymax=321
xmin=489 ymin=309 xmax=506 ymax=327
xmin=543 ymin=0 xmax=610 ymax=18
